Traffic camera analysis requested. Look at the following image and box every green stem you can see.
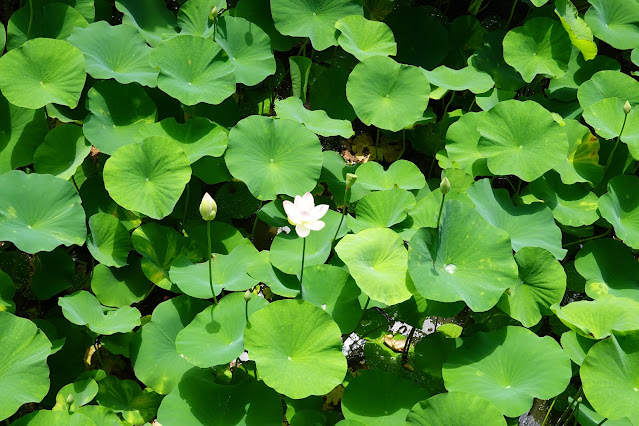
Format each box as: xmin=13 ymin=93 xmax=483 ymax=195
xmin=596 ymin=419 xmax=608 ymax=426
xmin=332 ymin=186 xmax=349 ymax=244
xmin=297 ymin=38 xmax=309 ymax=56
xmin=563 ymin=228 xmax=611 ymax=248
xmin=245 ymin=298 xmax=249 ymax=323
xmin=299 ymin=238 xmax=306 ymax=298
xmin=207 ymin=221 xmax=218 ymax=304
xmin=505 ymin=0 xmax=519 ymax=28
xmin=564 ymin=399 xmax=581 ymax=426
xmin=540 ymin=397 xmax=556 ymax=426
xmin=71 ymin=175 xmax=80 ymax=192
xmin=433 ymin=192 xmax=446 ymax=266
xmin=94 ymin=338 xmax=105 ymax=370
xmin=443 ymin=91 xmax=455 ymax=116
xmin=398 ymin=130 xmax=406 ymax=160
xmin=374 ymin=128 xmax=380 ymax=162
xmin=350 ymin=296 xmax=370 ymax=335
xmin=556 ymin=387 xmax=582 ymax=425
xmin=602 ymin=114 xmax=629 ymax=178
xmin=27 ymin=0 xmax=33 ymax=40
xmin=181 ymin=183 xmax=190 ymax=232
xmin=212 ymin=18 xmax=217 ymax=42
xmin=402 ymin=327 xmax=415 ymax=362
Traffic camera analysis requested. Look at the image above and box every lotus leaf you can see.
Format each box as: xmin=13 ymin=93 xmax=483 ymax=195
xmin=0 ymin=38 xmax=86 ymax=109
xmin=175 ymin=292 xmax=268 ymax=368
xmin=346 ymin=56 xmax=430 ymax=132
xmin=470 ymin=30 xmax=524 ymax=92
xmin=0 ymin=171 xmax=86 ymax=253
xmin=554 ymin=0 xmax=597 ymax=60
xmin=582 ymin=97 xmax=627 ymax=140
xmin=405 ymin=392 xmax=506 ymax=426
xmin=131 ymin=223 xmax=185 ymax=291
xmin=310 ymin=67 xmax=356 ymax=121
xmin=11 ymin=410 xmax=94 ymax=426
xmin=0 ymin=312 xmax=52 ymax=421
xmin=95 ymin=376 xmax=162 ymax=424
xmin=442 ymin=326 xmax=571 ymax=417
xmin=274 ymin=97 xmax=354 ymax=138
xmin=336 ymin=227 xmax=412 ymax=305
xmin=103 ymin=137 xmax=191 ymax=220
xmin=585 ymin=0 xmax=639 ymax=50
xmin=0 ymin=270 xmax=15 ymax=313
xmin=149 ymin=35 xmax=235 ymax=106
xmin=334 ymin=15 xmax=396 ymax=61
xmin=408 ymin=200 xmax=519 ymax=312
xmin=271 ymin=0 xmax=362 ymax=51
xmin=577 ymin=70 xmax=639 ymax=111
xmin=86 ymin=213 xmax=131 ymax=268
xmin=354 ymin=160 xmax=426 ymax=191
xmin=423 ymin=66 xmax=494 ymax=94
xmin=551 ymin=295 xmax=639 ymax=339
xmin=233 ymin=0 xmax=297 ymax=52
xmin=560 ymin=330 xmax=595 ymax=366
xmin=33 ymin=124 xmax=90 ymax=180
xmin=554 ymin=119 xmax=603 ymax=185
xmin=91 ymin=259 xmax=152 ymax=308
xmin=114 ymin=0 xmax=178 ymax=47
xmin=599 ymin=175 xmax=639 ymax=249
xmin=476 ymin=100 xmax=567 ymax=181
xmin=246 ymin=251 xmax=300 ymax=298
xmin=575 ymin=239 xmax=639 ymax=301
xmin=444 ymin=111 xmax=490 ymax=177
xmin=58 ymin=291 xmax=141 ymax=335
xmin=67 ymin=21 xmax=158 ymax=87
xmin=347 ymin=188 xmax=415 ymax=233
xmin=54 ymin=378 xmax=99 ymax=411
xmin=177 ymin=0 xmax=227 ymax=38
xmin=225 ymin=115 xmax=322 ymax=200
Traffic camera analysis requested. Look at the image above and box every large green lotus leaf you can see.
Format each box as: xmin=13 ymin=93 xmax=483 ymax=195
xmin=582 ymin=97 xmax=627 ymax=140
xmin=135 ymin=117 xmax=228 ymax=163
xmin=577 ymin=70 xmax=639 ymax=111
xmin=0 ymin=38 xmax=85 ymax=109
xmin=502 ymin=17 xmax=571 ymax=83
xmin=335 ymin=227 xmax=412 ymax=305
xmin=444 ymin=111 xmax=490 ymax=177
xmin=271 ymin=0 xmax=362 ymax=51
xmin=347 ymin=188 xmax=415 ymax=233
xmin=470 ymin=30 xmax=525 ymax=92
xmin=520 ymin=172 xmax=600 ymax=227
xmin=423 ymin=66 xmax=494 ymax=95
xmin=75 ymin=406 xmax=127 ymax=426
xmin=33 ymin=125 xmax=90 ymax=180
xmin=91 ymin=259 xmax=152 ymax=308
xmin=132 ymin=223 xmax=185 ymax=291
xmin=213 ymin=16 xmax=275 ymax=86
xmin=551 ymin=295 xmax=639 ymax=340
xmin=95 ymin=376 xmax=162 ymax=425
xmin=342 ymin=369 xmax=431 ymax=426
xmin=476 ymin=100 xmax=568 ymax=181
xmin=175 ymin=292 xmax=268 ymax=368
xmin=170 ymin=244 xmax=260 ymax=298
xmin=575 ymin=239 xmax=639 ymax=301
xmin=555 ymin=0 xmax=597 ymax=60
xmin=11 ymin=411 xmax=94 ymax=426
xmin=475 ymin=88 xmax=516 ymax=112
xmin=385 ymin=7 xmax=447 ymax=70
xmin=0 ymin=171 xmax=86 ymax=253
xmin=67 ymin=21 xmax=158 ymax=87
xmin=0 ymin=312 xmax=51 ymax=421
xmin=225 ymin=115 xmax=322 ymax=200
xmin=547 ymin=48 xmax=620 ymax=102
xmin=177 ymin=0 xmax=227 ymax=37
xmin=408 ymin=200 xmax=518 ymax=312
xmin=131 ymin=295 xmax=208 ymax=394
xmin=0 ymin=93 xmax=48 ymax=173
xmin=443 ymin=326 xmax=571 ymax=417
xmin=83 ymin=80 xmax=157 ymax=154
xmin=6 ymin=3 xmax=88 ymax=51
xmin=0 ymin=22 xmax=4 ymax=53
xmin=599 ymin=175 xmax=639 ymax=249
xmin=184 ymin=221 xmax=252 ymax=261
xmin=620 ymin=107 xmax=639 ymax=160
xmin=157 ymin=369 xmax=282 ymax=426
xmin=80 ymin=176 xmax=142 ymax=232
xmin=30 ymin=247 xmax=74 ymax=300
xmin=246 ymin=251 xmax=300 ymax=298
xmin=310 ymin=67 xmax=356 ymax=121
xmin=34 ymin=0 xmax=95 ymax=24
xmin=114 ymin=0 xmax=178 ymax=47
xmin=244 ymin=299 xmax=347 ymax=398
xmin=585 ymin=0 xmax=639 ymax=50
xmin=497 ymin=247 xmax=566 ymax=328
xmin=0 ymin=270 xmax=15 ymax=313
xmin=560 ymin=330 xmax=595 ymax=366
xmin=233 ymin=0 xmax=297 ymax=52
xmin=289 ymin=55 xmax=312 ymax=103
xmin=87 ymin=213 xmax=131 ymax=268
xmin=581 ymin=331 xmax=639 ymax=424
xmin=301 ymin=265 xmax=361 ymax=334
xmin=467 ymin=179 xmax=566 ymax=259
xmin=354 ymin=160 xmax=426 ymax=191
xmin=270 ymin=210 xmax=348 ymax=275
xmin=150 ymin=35 xmax=235 ymax=106
xmin=103 ymin=137 xmax=191 ymax=220
xmin=346 ymin=56 xmax=430 ymax=132
xmin=319 ymin=151 xmax=369 ymax=205
xmin=334 ymin=15 xmax=396 ymax=61
xmin=54 ymin=378 xmax=98 ymax=411
xmin=58 ymin=291 xmax=141 ymax=335
xmin=405 ymin=392 xmax=507 ymax=426
xmin=554 ymin=119 xmax=603 ymax=185
xmin=274 ymin=97 xmax=354 ymax=138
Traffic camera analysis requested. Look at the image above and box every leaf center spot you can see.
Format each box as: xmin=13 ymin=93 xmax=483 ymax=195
xmin=145 ymin=178 xmax=149 ymax=182
xmin=287 ymin=356 xmax=292 ymax=361
xmin=39 ymin=81 xmax=44 ymax=85
xmin=519 ymin=145 xmax=523 ymax=149
xmin=321 ymin=304 xmax=327 ymax=310
xmin=270 ymin=158 xmax=274 ymax=163
xmin=27 ymin=225 xmax=32 ymax=229
xmin=312 ymin=12 xmax=317 ymax=16
xmin=635 ymin=387 xmax=638 ymax=392
xmin=444 ymin=264 xmax=457 ymax=274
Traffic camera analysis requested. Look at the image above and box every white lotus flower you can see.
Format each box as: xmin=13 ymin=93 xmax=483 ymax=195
xmin=283 ymin=192 xmax=329 ymax=238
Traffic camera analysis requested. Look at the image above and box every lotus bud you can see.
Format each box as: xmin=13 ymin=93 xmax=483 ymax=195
xmin=624 ymin=101 xmax=632 ymax=115
xmin=345 ymin=173 xmax=358 ymax=189
xmin=199 ymin=192 xmax=217 ymax=221
xmin=66 ymin=393 xmax=74 ymax=405
xmin=244 ymin=289 xmax=252 ymax=302
xmin=209 ymin=6 xmax=219 ymax=20
xmin=440 ymin=176 xmax=451 ymax=195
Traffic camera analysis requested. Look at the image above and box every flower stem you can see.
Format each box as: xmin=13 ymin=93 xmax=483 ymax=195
xmin=299 ymin=238 xmax=306 ymax=298
xmin=540 ymin=396 xmax=556 ymax=426
xmin=207 ymin=221 xmax=218 ymax=304
xmin=433 ymin=192 xmax=446 ymax=266
xmin=602 ymin=114 xmax=629 ymax=179
xmin=332 ymin=186 xmax=349 ymax=245
xmin=374 ymin=127 xmax=380 ymax=162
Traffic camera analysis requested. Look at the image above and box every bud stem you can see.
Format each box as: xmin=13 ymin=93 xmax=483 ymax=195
xmin=332 ymin=186 xmax=350 ymax=246
xmin=299 ymin=238 xmax=306 ymax=299
xmin=207 ymin=221 xmax=218 ymax=304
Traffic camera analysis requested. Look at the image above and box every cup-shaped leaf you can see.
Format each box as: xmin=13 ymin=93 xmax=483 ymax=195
xmin=405 ymin=392 xmax=506 ymax=426
xmin=599 ymin=175 xmax=639 ymax=249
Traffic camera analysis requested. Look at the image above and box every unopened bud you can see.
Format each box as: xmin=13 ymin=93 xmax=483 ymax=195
xmin=244 ymin=290 xmax=251 ymax=302
xmin=199 ymin=192 xmax=217 ymax=221
xmin=440 ymin=176 xmax=450 ymax=195
xmin=209 ymin=6 xmax=219 ymax=19
xmin=345 ymin=173 xmax=358 ymax=189
xmin=624 ymin=101 xmax=632 ymax=115
xmin=66 ymin=393 xmax=74 ymax=405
